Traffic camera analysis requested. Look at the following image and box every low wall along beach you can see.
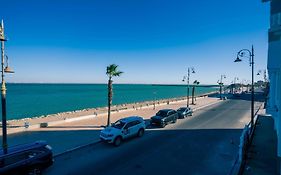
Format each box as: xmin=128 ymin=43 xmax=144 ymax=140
xmin=2 ymin=91 xmax=217 ymax=135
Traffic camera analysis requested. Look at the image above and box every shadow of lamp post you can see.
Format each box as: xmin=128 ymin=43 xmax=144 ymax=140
xmin=0 ymin=20 xmax=14 ymax=154
xmin=182 ymin=67 xmax=195 ymax=107
xmin=153 ymin=91 xmax=157 ymax=110
xmin=234 ymin=45 xmax=255 ymax=131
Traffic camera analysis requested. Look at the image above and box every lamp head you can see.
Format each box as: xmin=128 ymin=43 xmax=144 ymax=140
xmin=4 ymin=66 xmax=14 ymax=73
xmin=234 ymin=57 xmax=242 ymax=62
xmin=4 ymin=55 xmax=15 ymax=73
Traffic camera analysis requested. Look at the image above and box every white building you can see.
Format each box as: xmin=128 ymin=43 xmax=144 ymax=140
xmin=264 ymin=0 xmax=281 ymax=169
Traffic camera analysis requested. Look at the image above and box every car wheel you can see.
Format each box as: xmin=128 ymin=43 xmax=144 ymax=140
xmin=161 ymin=122 xmax=166 ymax=128
xmin=28 ymin=167 xmax=41 ymax=175
xmin=114 ymin=136 xmax=122 ymax=147
xmin=137 ymin=128 xmax=144 ymax=137
xmin=172 ymin=117 xmax=177 ymax=123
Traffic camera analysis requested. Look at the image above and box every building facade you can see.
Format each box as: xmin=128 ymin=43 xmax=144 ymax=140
xmin=264 ymin=0 xmax=281 ymax=167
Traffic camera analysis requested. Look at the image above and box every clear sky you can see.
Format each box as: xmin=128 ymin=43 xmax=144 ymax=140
xmin=0 ymin=0 xmax=270 ymax=84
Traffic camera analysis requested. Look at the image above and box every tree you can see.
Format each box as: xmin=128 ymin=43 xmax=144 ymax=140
xmin=192 ymin=80 xmax=200 ymax=105
xmin=106 ymin=64 xmax=123 ymax=127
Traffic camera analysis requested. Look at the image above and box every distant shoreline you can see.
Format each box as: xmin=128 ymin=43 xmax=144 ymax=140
xmin=6 ymin=82 xmax=221 ymax=87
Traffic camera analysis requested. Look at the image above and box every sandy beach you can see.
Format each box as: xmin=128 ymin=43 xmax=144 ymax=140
xmin=2 ymin=92 xmax=218 ymax=135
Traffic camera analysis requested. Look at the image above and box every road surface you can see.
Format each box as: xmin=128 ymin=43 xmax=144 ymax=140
xmin=45 ymin=97 xmax=263 ymax=175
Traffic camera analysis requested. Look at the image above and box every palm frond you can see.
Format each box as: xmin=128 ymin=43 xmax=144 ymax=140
xmin=106 ymin=64 xmax=123 ymax=77
xmin=113 ymin=71 xmax=123 ymax=77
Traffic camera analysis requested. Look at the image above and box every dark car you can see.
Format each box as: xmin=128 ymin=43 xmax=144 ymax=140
xmin=177 ymin=107 xmax=193 ymax=119
xmin=0 ymin=141 xmax=53 ymax=175
xmin=150 ymin=109 xmax=178 ymax=128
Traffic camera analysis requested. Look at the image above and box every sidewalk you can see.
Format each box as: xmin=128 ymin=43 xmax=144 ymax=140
xmin=243 ymin=115 xmax=278 ymax=175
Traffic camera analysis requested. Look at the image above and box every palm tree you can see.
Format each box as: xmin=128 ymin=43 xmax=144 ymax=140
xmin=106 ymin=64 xmax=123 ymax=127
xmin=192 ymin=80 xmax=200 ymax=105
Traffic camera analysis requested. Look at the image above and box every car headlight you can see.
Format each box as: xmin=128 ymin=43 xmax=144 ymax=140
xmin=45 ymin=145 xmax=52 ymax=150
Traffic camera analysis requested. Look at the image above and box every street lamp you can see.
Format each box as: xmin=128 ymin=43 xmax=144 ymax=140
xmin=217 ymin=75 xmax=226 ymax=100
xmin=182 ymin=67 xmax=195 ymax=107
xmin=0 ymin=20 xmax=14 ymax=154
xmin=234 ymin=45 xmax=255 ymax=130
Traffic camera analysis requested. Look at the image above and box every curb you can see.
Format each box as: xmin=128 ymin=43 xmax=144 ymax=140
xmin=192 ymin=99 xmax=223 ymax=112
xmin=228 ymin=102 xmax=264 ymax=175
xmin=54 ymin=140 xmax=102 ymax=158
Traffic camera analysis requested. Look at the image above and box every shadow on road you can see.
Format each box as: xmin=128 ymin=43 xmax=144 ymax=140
xmin=43 ymin=128 xmax=243 ymax=175
xmin=208 ymin=92 xmax=265 ymax=103
xmin=46 ymin=125 xmax=103 ymax=129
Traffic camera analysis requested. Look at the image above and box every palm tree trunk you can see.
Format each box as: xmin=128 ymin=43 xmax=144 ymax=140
xmin=107 ymin=78 xmax=113 ymax=126
xmin=192 ymin=86 xmax=195 ymax=105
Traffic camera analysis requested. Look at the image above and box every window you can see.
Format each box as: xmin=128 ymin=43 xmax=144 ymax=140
xmin=124 ymin=122 xmax=134 ymax=129
xmin=169 ymin=110 xmax=176 ymax=115
xmin=1 ymin=151 xmax=27 ymax=167
xmin=271 ymin=13 xmax=281 ymax=28
xmin=156 ymin=110 xmax=168 ymax=117
xmin=113 ymin=120 xmax=126 ymax=129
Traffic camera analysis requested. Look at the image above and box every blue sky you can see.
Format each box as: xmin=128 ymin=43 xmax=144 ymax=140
xmin=0 ymin=0 xmax=270 ymax=84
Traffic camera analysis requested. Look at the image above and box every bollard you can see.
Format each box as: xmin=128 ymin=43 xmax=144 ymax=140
xmin=24 ymin=121 xmax=30 ymax=129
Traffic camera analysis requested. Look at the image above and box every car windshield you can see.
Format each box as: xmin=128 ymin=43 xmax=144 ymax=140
xmin=156 ymin=110 xmax=168 ymax=117
xmin=112 ymin=120 xmax=126 ymax=129
xmin=177 ymin=108 xmax=186 ymax=112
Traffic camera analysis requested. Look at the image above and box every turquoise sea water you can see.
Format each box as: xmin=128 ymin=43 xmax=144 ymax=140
xmin=0 ymin=84 xmax=217 ymax=120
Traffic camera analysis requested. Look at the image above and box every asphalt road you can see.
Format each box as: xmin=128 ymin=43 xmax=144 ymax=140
xmin=44 ymin=98 xmax=262 ymax=175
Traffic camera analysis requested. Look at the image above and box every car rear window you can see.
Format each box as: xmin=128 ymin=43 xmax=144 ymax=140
xmin=0 ymin=149 xmax=44 ymax=168
xmin=177 ymin=108 xmax=186 ymax=112
xmin=156 ymin=110 xmax=168 ymax=117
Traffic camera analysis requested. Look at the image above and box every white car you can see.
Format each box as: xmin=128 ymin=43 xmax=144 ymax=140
xmin=100 ymin=116 xmax=146 ymax=146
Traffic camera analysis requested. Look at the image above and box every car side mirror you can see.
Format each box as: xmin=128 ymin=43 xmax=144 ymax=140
xmin=123 ymin=128 xmax=128 ymax=133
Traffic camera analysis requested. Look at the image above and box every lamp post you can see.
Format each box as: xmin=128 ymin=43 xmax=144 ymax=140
xmin=218 ymin=75 xmax=226 ymax=100
xmin=233 ymin=77 xmax=239 ymax=94
xmin=0 ymin=20 xmax=14 ymax=154
xmin=182 ymin=67 xmax=195 ymax=107
xmin=234 ymin=45 xmax=255 ymax=129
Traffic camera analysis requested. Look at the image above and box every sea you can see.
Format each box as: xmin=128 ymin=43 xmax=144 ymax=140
xmin=0 ymin=84 xmax=217 ymax=120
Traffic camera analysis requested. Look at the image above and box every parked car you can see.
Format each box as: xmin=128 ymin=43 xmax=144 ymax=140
xmin=100 ymin=116 xmax=146 ymax=146
xmin=0 ymin=141 xmax=53 ymax=175
xmin=150 ymin=109 xmax=178 ymax=128
xmin=176 ymin=107 xmax=193 ymax=119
